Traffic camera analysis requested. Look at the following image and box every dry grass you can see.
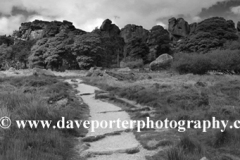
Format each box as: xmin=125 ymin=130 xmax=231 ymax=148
xmin=0 ymin=75 xmax=88 ymax=160
xmin=83 ymin=71 xmax=240 ymax=160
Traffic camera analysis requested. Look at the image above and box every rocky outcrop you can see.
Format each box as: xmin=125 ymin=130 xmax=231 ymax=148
xmin=100 ymin=19 xmax=120 ymax=36
xmin=93 ymin=19 xmax=124 ymax=67
xmin=29 ymin=32 xmax=79 ymax=70
xmin=237 ymin=21 xmax=240 ymax=32
xmin=149 ymin=54 xmax=173 ymax=71
xmin=120 ymin=24 xmax=171 ymax=63
xmin=177 ymin=17 xmax=238 ymax=53
xmin=14 ymin=20 xmax=86 ymax=40
xmin=10 ymin=16 xmax=240 ymax=71
xmin=29 ymin=19 xmax=125 ymax=70
xmin=120 ymin=24 xmax=149 ymax=43
xmin=168 ymin=18 xmax=190 ymax=40
xmin=33 ymin=68 xmax=55 ymax=77
xmin=189 ymin=23 xmax=197 ymax=34
xmin=120 ymin=24 xmax=149 ymax=61
xmin=147 ymin=25 xmax=170 ymax=62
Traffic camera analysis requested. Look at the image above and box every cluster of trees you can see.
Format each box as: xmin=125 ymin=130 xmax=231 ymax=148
xmin=0 ymin=36 xmax=36 ymax=69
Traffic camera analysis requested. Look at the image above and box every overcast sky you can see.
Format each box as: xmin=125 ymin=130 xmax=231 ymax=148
xmin=0 ymin=0 xmax=240 ymax=35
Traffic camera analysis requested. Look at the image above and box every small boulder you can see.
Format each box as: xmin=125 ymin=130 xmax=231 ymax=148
xmin=200 ymin=157 xmax=208 ymax=160
xmin=33 ymin=68 xmax=55 ymax=77
xmin=0 ymin=73 xmax=6 ymax=78
xmin=85 ymin=67 xmax=104 ymax=77
xmin=56 ymin=98 xmax=68 ymax=106
xmin=8 ymin=67 xmax=16 ymax=72
xmin=95 ymin=90 xmax=112 ymax=99
xmin=118 ymin=67 xmax=131 ymax=72
xmin=95 ymin=92 xmax=111 ymax=99
xmin=149 ymin=54 xmax=173 ymax=71
xmin=195 ymin=81 xmax=207 ymax=87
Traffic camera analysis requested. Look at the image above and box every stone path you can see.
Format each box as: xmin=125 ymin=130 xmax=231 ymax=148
xmin=67 ymin=79 xmax=151 ymax=160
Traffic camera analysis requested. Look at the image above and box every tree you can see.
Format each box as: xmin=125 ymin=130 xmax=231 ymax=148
xmin=12 ymin=40 xmax=36 ymax=68
xmin=29 ymin=33 xmax=78 ymax=70
xmin=0 ymin=44 xmax=13 ymax=69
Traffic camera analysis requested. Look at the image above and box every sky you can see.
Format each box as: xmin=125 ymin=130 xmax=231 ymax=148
xmin=0 ymin=0 xmax=240 ymax=35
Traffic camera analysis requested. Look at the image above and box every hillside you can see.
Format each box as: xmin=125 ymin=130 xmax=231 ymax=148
xmin=0 ymin=16 xmax=240 ymax=73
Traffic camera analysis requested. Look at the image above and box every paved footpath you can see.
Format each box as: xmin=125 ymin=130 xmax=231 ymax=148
xmin=67 ymin=79 xmax=149 ymax=160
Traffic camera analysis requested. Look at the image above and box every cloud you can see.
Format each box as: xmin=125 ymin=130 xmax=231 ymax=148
xmin=156 ymin=22 xmax=167 ymax=28
xmin=231 ymin=6 xmax=240 ymax=15
xmin=198 ymin=0 xmax=240 ymax=23
xmin=0 ymin=0 xmax=229 ymax=35
xmin=0 ymin=15 xmax=25 ymax=35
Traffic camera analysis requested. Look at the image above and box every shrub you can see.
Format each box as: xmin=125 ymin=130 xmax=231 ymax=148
xmin=172 ymin=53 xmax=211 ymax=74
xmin=224 ymin=40 xmax=240 ymax=50
xmin=208 ymin=49 xmax=240 ymax=73
xmin=120 ymin=57 xmax=144 ymax=69
xmin=166 ymin=135 xmax=204 ymax=160
xmin=0 ymin=76 xmax=87 ymax=160
xmin=172 ymin=50 xmax=240 ymax=74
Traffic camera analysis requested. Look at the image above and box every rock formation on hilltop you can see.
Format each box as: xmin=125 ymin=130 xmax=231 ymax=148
xmin=120 ymin=24 xmax=149 ymax=62
xmin=237 ymin=21 xmax=240 ymax=32
xmin=13 ymin=20 xmax=86 ymax=40
xmin=147 ymin=25 xmax=171 ymax=62
xmin=100 ymin=19 xmax=120 ymax=36
xmin=120 ymin=24 xmax=170 ymax=64
xmin=189 ymin=23 xmax=197 ymax=34
xmin=29 ymin=19 xmax=125 ymax=70
xmin=93 ymin=19 xmax=125 ymax=67
xmin=177 ymin=17 xmax=238 ymax=53
xmin=2 ymin=16 xmax=239 ymax=71
xmin=168 ymin=17 xmax=190 ymax=40
xmin=120 ymin=24 xmax=149 ymax=43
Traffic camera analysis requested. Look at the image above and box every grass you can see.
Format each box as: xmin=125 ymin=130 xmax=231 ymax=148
xmin=0 ymin=75 xmax=88 ymax=160
xmin=82 ymin=71 xmax=240 ymax=160
xmin=120 ymin=58 xmax=144 ymax=69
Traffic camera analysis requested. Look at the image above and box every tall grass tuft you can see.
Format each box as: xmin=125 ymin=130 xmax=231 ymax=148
xmin=0 ymin=76 xmax=88 ymax=160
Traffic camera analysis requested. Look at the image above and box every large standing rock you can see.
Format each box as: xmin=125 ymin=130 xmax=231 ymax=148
xmin=149 ymin=54 xmax=173 ymax=71
xmin=14 ymin=20 xmax=86 ymax=40
xmin=33 ymin=68 xmax=55 ymax=77
xmin=147 ymin=25 xmax=170 ymax=62
xmin=120 ymin=24 xmax=149 ymax=62
xmin=100 ymin=19 xmax=120 ymax=36
xmin=94 ymin=19 xmax=125 ymax=67
xmin=237 ymin=21 xmax=240 ymax=32
xmin=178 ymin=17 xmax=238 ymax=53
xmin=168 ymin=17 xmax=190 ymax=40
xmin=189 ymin=23 xmax=197 ymax=34
xmin=120 ymin=24 xmax=149 ymax=43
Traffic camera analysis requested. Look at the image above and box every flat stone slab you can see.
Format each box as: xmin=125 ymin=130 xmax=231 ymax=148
xmin=87 ymin=153 xmax=146 ymax=160
xmin=86 ymin=132 xmax=139 ymax=153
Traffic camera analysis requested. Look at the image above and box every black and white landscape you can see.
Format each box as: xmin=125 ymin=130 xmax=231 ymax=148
xmin=0 ymin=0 xmax=240 ymax=160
